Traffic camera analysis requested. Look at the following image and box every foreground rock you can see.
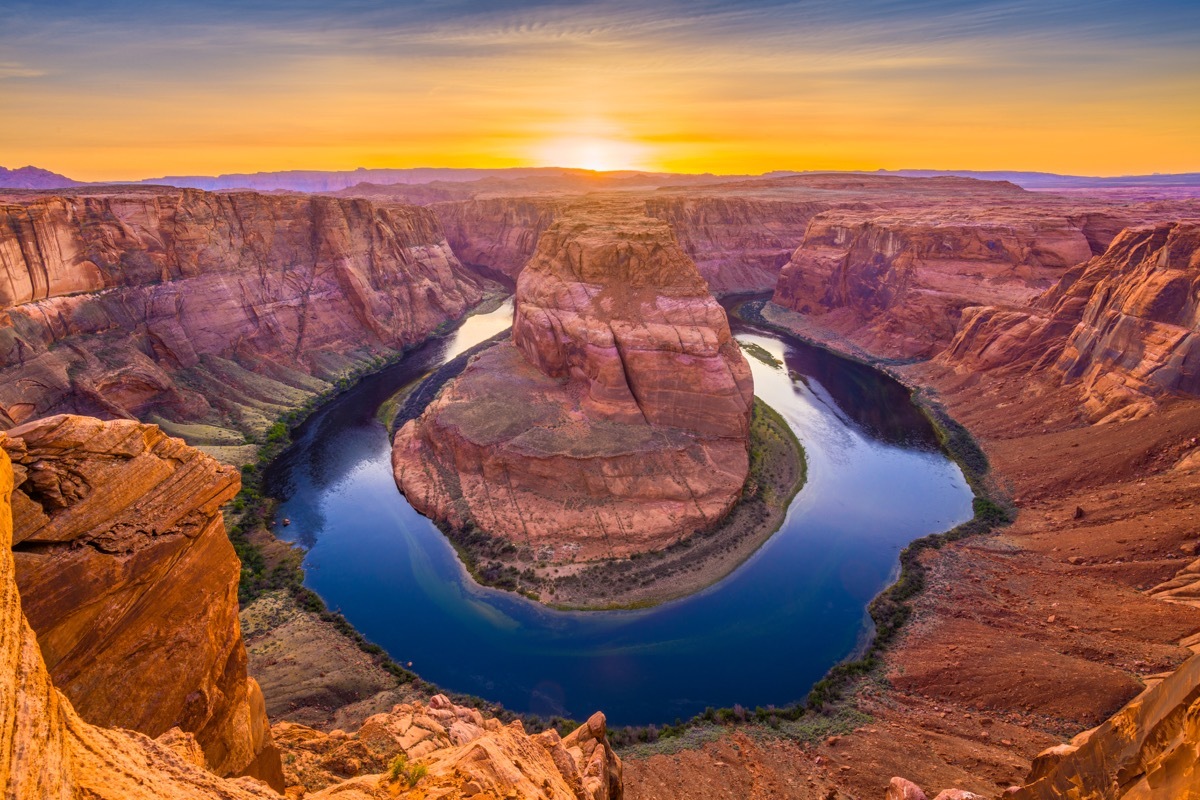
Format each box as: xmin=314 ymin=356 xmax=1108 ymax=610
xmin=275 ymin=695 xmax=622 ymax=800
xmin=942 ymin=223 xmax=1200 ymax=421
xmin=0 ymin=443 xmax=278 ymax=800
xmin=0 ymin=188 xmax=482 ymax=439
xmin=1 ymin=414 xmax=282 ymax=786
xmin=889 ymin=650 xmax=1200 ymax=799
xmin=1 ymin=424 xmax=623 ymax=800
xmin=394 ymin=205 xmax=753 ymax=561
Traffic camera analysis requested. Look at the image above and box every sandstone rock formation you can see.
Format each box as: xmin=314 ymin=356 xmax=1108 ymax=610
xmin=0 ymin=189 xmax=482 ymax=433
xmin=434 ymin=197 xmax=564 ymax=281
xmin=275 ymin=695 xmax=622 ymax=800
xmin=771 ymin=209 xmax=1097 ymax=358
xmin=1 ymin=414 xmax=282 ymax=786
xmin=941 ymin=223 xmax=1200 ymax=421
xmin=0 ymin=424 xmax=624 ymax=800
xmin=0 ymin=441 xmax=280 ymax=800
xmin=433 ymin=194 xmax=821 ymax=295
xmin=889 ymin=650 xmax=1200 ymax=799
xmin=643 ymin=195 xmax=824 ymax=293
xmin=394 ymin=206 xmax=753 ymax=560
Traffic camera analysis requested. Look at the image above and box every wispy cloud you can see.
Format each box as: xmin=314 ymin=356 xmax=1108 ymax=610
xmin=0 ymin=61 xmax=46 ymax=79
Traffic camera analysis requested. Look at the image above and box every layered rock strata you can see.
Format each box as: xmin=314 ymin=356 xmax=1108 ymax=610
xmin=1 ymin=414 xmax=282 ymax=786
xmin=433 ymin=197 xmax=564 ymax=281
xmin=0 ymin=189 xmax=482 ymax=433
xmin=941 ymin=223 xmax=1200 ymax=421
xmin=0 ymin=440 xmax=279 ymax=800
xmin=393 ymin=207 xmax=753 ymax=560
xmin=771 ymin=209 xmax=1097 ymax=358
xmin=643 ymin=196 xmax=825 ymax=293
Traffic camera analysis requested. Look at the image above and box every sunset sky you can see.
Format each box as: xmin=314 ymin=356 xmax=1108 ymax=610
xmin=3 ymin=0 xmax=1198 ymax=181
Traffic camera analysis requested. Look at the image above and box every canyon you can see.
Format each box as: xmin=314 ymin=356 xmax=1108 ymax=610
xmin=392 ymin=203 xmax=754 ymax=563
xmin=4 ymin=172 xmax=1200 ymax=799
xmin=0 ymin=188 xmax=484 ymax=455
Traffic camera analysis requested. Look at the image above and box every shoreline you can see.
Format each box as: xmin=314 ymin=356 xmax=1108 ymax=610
xmin=413 ymin=394 xmax=807 ymax=611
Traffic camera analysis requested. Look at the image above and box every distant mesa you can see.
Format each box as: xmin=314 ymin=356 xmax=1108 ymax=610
xmin=392 ymin=202 xmax=754 ymax=561
xmin=0 ymin=165 xmax=81 ymax=190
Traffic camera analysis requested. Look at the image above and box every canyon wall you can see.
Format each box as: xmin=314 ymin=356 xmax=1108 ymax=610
xmin=942 ymin=223 xmax=1200 ymax=421
xmin=0 ymin=189 xmax=483 ymax=433
xmin=1 ymin=414 xmax=282 ymax=786
xmin=432 ymin=194 xmax=822 ymax=295
xmin=432 ymin=197 xmax=564 ymax=280
xmin=393 ymin=205 xmax=753 ymax=561
xmin=770 ymin=210 xmax=1097 ymax=358
xmin=642 ymin=196 xmax=825 ymax=293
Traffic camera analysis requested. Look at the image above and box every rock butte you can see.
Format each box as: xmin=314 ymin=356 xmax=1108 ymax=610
xmin=393 ymin=205 xmax=754 ymax=561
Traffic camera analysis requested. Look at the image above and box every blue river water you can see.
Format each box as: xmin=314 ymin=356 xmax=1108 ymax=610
xmin=265 ymin=299 xmax=972 ymax=725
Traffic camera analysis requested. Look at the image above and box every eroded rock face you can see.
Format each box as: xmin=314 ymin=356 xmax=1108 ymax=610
xmin=643 ymin=196 xmax=824 ymax=293
xmin=771 ymin=210 xmax=1096 ymax=358
xmin=434 ymin=194 xmax=822 ymax=295
xmin=433 ymin=197 xmax=564 ymax=281
xmin=1 ymin=414 xmax=282 ymax=787
xmin=941 ymin=223 xmax=1200 ymax=421
xmin=394 ymin=206 xmax=753 ymax=561
xmin=0 ymin=189 xmax=482 ymax=429
xmin=894 ymin=651 xmax=1200 ymax=799
xmin=0 ymin=442 xmax=278 ymax=800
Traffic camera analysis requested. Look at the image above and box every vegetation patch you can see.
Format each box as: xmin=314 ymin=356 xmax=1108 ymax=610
xmin=738 ymin=340 xmax=783 ymax=369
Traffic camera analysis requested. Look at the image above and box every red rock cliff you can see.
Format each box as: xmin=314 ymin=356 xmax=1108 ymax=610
xmin=643 ymin=195 xmax=825 ymax=294
xmin=1 ymin=414 xmax=282 ymax=787
xmin=941 ymin=223 xmax=1200 ymax=422
xmin=0 ymin=189 xmax=482 ymax=429
xmin=771 ymin=209 xmax=1096 ymax=358
xmin=393 ymin=205 xmax=753 ymax=561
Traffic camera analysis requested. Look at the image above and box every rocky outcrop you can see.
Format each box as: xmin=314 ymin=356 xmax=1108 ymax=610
xmin=393 ymin=205 xmax=753 ymax=561
xmin=889 ymin=650 xmax=1200 ymax=799
xmin=643 ymin=196 xmax=825 ymax=293
xmin=1 ymin=414 xmax=282 ymax=786
xmin=0 ymin=440 xmax=279 ymax=800
xmin=1010 ymin=650 xmax=1200 ymax=799
xmin=0 ymin=189 xmax=482 ymax=432
xmin=275 ymin=695 xmax=622 ymax=800
xmin=0 ymin=418 xmax=624 ymax=800
xmin=771 ymin=210 xmax=1096 ymax=358
xmin=941 ymin=223 xmax=1200 ymax=421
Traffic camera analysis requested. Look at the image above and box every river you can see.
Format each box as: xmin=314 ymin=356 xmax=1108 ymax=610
xmin=264 ymin=298 xmax=972 ymax=725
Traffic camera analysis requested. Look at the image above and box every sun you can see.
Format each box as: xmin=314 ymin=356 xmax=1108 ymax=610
xmin=536 ymin=137 xmax=652 ymax=172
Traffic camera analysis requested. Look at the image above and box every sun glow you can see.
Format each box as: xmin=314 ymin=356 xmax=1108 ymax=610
xmin=535 ymin=137 xmax=654 ymax=173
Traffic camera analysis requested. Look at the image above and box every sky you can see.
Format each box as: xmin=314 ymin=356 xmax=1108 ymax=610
xmin=2 ymin=0 xmax=1198 ymax=180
